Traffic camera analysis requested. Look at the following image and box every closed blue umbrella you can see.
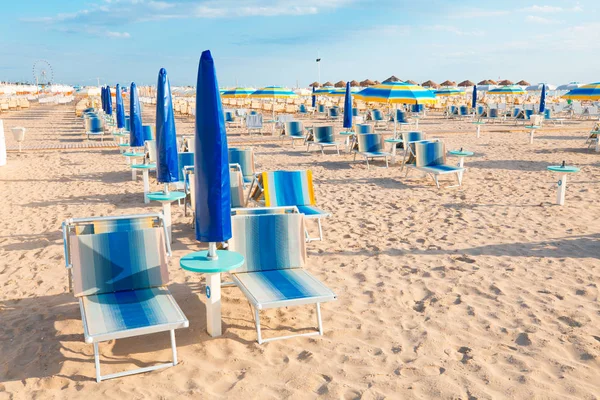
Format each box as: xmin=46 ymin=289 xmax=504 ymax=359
xmin=343 ymin=82 xmax=352 ymax=129
xmin=129 ymin=82 xmax=144 ymax=147
xmin=194 ymin=50 xmax=231 ymax=250
xmin=311 ymin=86 xmax=316 ymax=108
xmin=101 ymin=87 xmax=106 ymax=113
xmin=539 ymin=84 xmax=546 ymax=114
xmin=115 ymin=84 xmax=125 ymax=129
xmin=155 ymin=68 xmax=180 ymax=190
xmin=472 ymin=85 xmax=477 ymax=109
xmin=106 ymin=86 xmax=113 ymax=116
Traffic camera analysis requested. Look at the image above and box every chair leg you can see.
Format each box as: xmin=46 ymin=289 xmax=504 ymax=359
xmin=94 ymin=343 xmax=102 ymax=383
xmin=366 ymin=157 xmax=370 ymax=170
xmin=316 ymin=303 xmax=323 ymax=335
xmin=336 ymin=145 xmax=340 ymax=155
xmin=434 ymin=175 xmax=440 ymax=189
xmin=385 ymin=156 xmax=389 ymax=168
xmin=317 ymin=218 xmax=324 ymax=241
xmin=320 ymin=146 xmax=324 ymax=155
xmin=170 ymin=330 xmax=178 ymax=365
xmin=254 ymin=307 xmax=263 ymax=344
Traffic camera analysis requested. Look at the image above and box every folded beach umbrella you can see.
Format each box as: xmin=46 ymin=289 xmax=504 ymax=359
xmin=563 ymin=82 xmax=600 ymax=100
xmin=343 ymin=82 xmax=353 ymax=129
xmin=106 ymin=86 xmax=113 ymax=116
xmin=194 ymin=50 xmax=231 ymax=246
xmin=539 ymin=84 xmax=546 ymax=114
xmin=355 ymin=81 xmax=436 ymax=136
xmin=488 ymin=85 xmax=526 ymax=95
xmin=311 ymin=86 xmax=316 ymax=108
xmin=472 ymin=85 xmax=477 ymax=109
xmin=101 ymin=86 xmax=106 ymax=113
xmin=129 ymin=82 xmax=144 ymax=147
xmin=115 ymin=84 xmax=125 ymax=129
xmin=221 ymin=87 xmax=255 ymax=98
xmin=434 ymin=87 xmax=464 ymax=96
xmin=156 ymin=68 xmax=179 ymax=189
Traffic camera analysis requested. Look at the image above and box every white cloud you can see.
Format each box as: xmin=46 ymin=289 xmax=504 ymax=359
xmin=106 ymin=31 xmax=131 ymax=38
xmin=520 ymin=4 xmax=583 ymax=13
xmin=525 ymin=15 xmax=560 ymax=24
xmin=449 ymin=8 xmax=509 ymax=18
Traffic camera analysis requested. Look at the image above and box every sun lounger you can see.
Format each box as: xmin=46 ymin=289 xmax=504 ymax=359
xmin=246 ymin=114 xmax=263 ymax=135
xmin=399 ymin=131 xmax=426 ymax=171
xmin=327 ymin=107 xmax=341 ymax=122
xmin=370 ymin=109 xmax=386 ymax=127
xmin=407 ymin=141 xmax=464 ymax=188
xmin=354 ymin=133 xmax=391 ymax=169
xmin=229 ymin=147 xmax=256 ymax=186
xmin=61 ymin=214 xmax=189 ymax=382
xmin=248 ymin=170 xmax=330 ymax=242
xmin=306 ymin=125 xmax=341 ymax=155
xmin=282 ymin=121 xmax=307 ymax=147
xmin=228 ymin=213 xmax=336 ymax=344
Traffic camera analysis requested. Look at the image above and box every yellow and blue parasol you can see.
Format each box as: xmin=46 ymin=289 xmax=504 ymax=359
xmin=563 ymin=82 xmax=600 ymax=100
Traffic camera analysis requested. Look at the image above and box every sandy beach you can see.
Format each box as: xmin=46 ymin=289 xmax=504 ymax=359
xmin=1 ymin=101 xmax=600 ymax=399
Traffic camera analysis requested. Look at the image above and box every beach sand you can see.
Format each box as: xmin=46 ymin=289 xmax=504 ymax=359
xmin=0 ymin=102 xmax=599 ymax=399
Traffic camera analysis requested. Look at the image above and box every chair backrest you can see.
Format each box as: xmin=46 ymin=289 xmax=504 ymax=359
xmin=230 ymin=168 xmax=245 ymax=208
xmin=396 ymin=109 xmax=408 ymax=122
xmin=459 ymin=106 xmax=468 ymax=116
xmin=489 ymin=108 xmax=498 ymax=118
xmin=178 ymin=152 xmax=195 ymax=183
xmin=372 ymin=109 xmax=383 ymax=121
xmin=476 ymin=105 xmax=485 ymax=116
xmin=317 ymin=104 xmax=325 ymax=113
xmin=246 ymin=114 xmax=263 ymax=128
xmin=402 ymin=131 xmax=425 ymax=143
xmin=357 ymin=133 xmax=384 ymax=153
xmin=328 ymin=108 xmax=339 ymax=118
xmin=314 ymin=126 xmax=335 ymax=143
xmin=512 ymin=108 xmax=521 ymax=118
xmin=525 ymin=109 xmax=534 ymax=119
xmin=355 ymin=124 xmax=373 ymax=134
xmin=412 ymin=104 xmax=424 ymax=113
xmin=142 ymin=125 xmax=154 ymax=141
xmin=544 ymin=109 xmax=552 ymax=119
xmin=145 ymin=139 xmax=157 ymax=162
xmin=299 ymin=104 xmax=307 ymax=113
xmin=231 ymin=206 xmax=299 ymax=216
xmin=89 ymin=117 xmax=103 ymax=133
xmin=229 ymin=213 xmax=306 ymax=273
xmin=415 ymin=141 xmax=446 ymax=167
xmin=260 ymin=170 xmax=315 ymax=207
xmin=224 ymin=111 xmax=236 ymax=122
xmin=352 ymin=107 xmax=359 ymax=116
xmin=284 ymin=121 xmax=305 ymax=138
xmin=70 ymin=228 xmax=169 ymax=297
xmin=228 ymin=148 xmax=255 ymax=179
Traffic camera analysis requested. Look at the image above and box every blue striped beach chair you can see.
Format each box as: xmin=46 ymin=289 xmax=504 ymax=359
xmin=370 ymin=109 xmax=386 ymax=127
xmin=86 ymin=117 xmax=105 ymax=141
xmin=282 ymin=121 xmax=307 ymax=148
xmin=409 ymin=141 xmax=464 ymax=188
xmin=327 ymin=107 xmax=340 ymax=122
xmin=224 ymin=111 xmax=240 ymax=127
xmin=61 ymin=214 xmax=188 ymax=382
xmin=354 ymin=133 xmax=391 ymax=169
xmin=248 ymin=170 xmax=330 ymax=241
xmin=229 ymin=147 xmax=256 ymax=186
xmin=399 ymin=131 xmax=427 ymax=171
xmin=229 ymin=213 xmax=337 ymax=343
xmin=458 ymin=105 xmax=471 ymax=119
xmin=487 ymin=108 xmax=499 ymax=123
xmin=306 ymin=125 xmax=341 ymax=155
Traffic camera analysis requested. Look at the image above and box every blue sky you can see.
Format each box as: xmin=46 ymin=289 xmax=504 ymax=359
xmin=0 ymin=0 xmax=597 ymax=87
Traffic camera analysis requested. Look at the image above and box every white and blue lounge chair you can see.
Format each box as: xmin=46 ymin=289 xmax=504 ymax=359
xmin=61 ymin=214 xmax=189 ymax=382
xmin=458 ymin=105 xmax=471 ymax=119
xmin=306 ymin=125 xmax=341 ymax=155
xmin=246 ymin=114 xmax=263 ymax=135
xmin=248 ymin=170 xmax=330 ymax=241
xmin=229 ymin=147 xmax=256 ymax=187
xmin=327 ymin=107 xmax=341 ymax=122
xmin=229 ymin=213 xmax=337 ymax=344
xmin=408 ymin=141 xmax=464 ymax=188
xmin=86 ymin=117 xmax=105 ymax=141
xmin=354 ymin=133 xmax=391 ymax=169
xmin=399 ymin=131 xmax=427 ymax=171
xmin=282 ymin=121 xmax=307 ymax=147
xmin=370 ymin=109 xmax=386 ymax=127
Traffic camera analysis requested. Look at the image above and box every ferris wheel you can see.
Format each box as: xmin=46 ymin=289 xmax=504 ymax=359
xmin=32 ymin=60 xmax=54 ymax=87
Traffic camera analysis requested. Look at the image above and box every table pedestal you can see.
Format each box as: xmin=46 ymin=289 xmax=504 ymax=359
xmin=476 ymin=125 xmax=481 ymax=138
xmin=131 ymin=159 xmax=138 ymax=181
xmin=163 ymin=202 xmax=172 ymax=240
xmin=143 ymin=170 xmax=150 ymax=203
xmin=147 ymin=191 xmax=186 ymax=243
xmin=205 ymin=272 xmax=222 ymax=337
xmin=556 ymin=174 xmax=567 ymax=206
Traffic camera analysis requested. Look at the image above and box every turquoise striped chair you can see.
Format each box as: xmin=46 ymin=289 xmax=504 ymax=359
xmin=228 ymin=147 xmax=256 ymax=185
xmin=282 ymin=121 xmax=307 ymax=148
xmin=354 ymin=133 xmax=391 ymax=169
xmin=327 ymin=107 xmax=340 ymax=122
xmin=249 ymin=170 xmax=330 ymax=241
xmin=371 ymin=109 xmax=386 ymax=127
xmin=399 ymin=131 xmax=427 ymax=171
xmin=62 ymin=214 xmax=188 ymax=382
xmin=86 ymin=117 xmax=105 ymax=141
xmin=306 ymin=125 xmax=341 ymax=155
xmin=410 ymin=141 xmax=464 ymax=188
xmin=229 ymin=213 xmax=336 ymax=344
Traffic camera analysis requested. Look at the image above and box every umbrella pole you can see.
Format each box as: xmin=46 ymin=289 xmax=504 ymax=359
xmin=394 ymin=104 xmax=398 ymax=138
xmin=164 ymin=183 xmax=170 ymax=195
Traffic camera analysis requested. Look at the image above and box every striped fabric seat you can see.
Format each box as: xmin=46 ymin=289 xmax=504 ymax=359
xmin=142 ymin=125 xmax=155 ymax=141
xmin=412 ymin=141 xmax=465 ymax=188
xmin=284 ymin=121 xmax=305 ymax=138
xmin=371 ymin=109 xmax=384 ymax=121
xmin=74 ymin=217 xmax=159 ymax=235
xmin=234 ymin=269 xmax=335 ymax=307
xmin=228 ymin=148 xmax=255 ymax=183
xmin=70 ymin=228 xmax=168 ymax=297
xmin=81 ymin=287 xmax=188 ymax=340
xmin=178 ymin=152 xmax=195 ymax=184
xmin=355 ymin=124 xmax=373 ymax=134
xmin=230 ymin=169 xmax=245 ymax=208
xmin=395 ymin=109 xmax=409 ymax=123
xmin=355 ymin=133 xmax=391 ymax=169
xmin=314 ymin=126 xmax=336 ymax=144
xmin=328 ymin=108 xmax=340 ymax=119
xmin=231 ymin=206 xmax=298 ymax=216
xmin=296 ymin=205 xmax=329 ymax=217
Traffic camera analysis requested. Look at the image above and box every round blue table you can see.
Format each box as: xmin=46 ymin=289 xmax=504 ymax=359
xmin=448 ymin=150 xmax=474 ymax=168
xmin=181 ymin=250 xmax=245 ymax=337
xmin=547 ymin=165 xmax=580 ymax=205
xmin=384 ymin=138 xmax=403 ymax=163
xmin=524 ymin=125 xmax=541 ymax=144
xmin=472 ymin=121 xmax=486 ymax=138
xmin=131 ymin=163 xmax=157 ymax=203
xmin=147 ymin=191 xmax=186 ymax=242
xmin=123 ymin=151 xmax=146 ymax=179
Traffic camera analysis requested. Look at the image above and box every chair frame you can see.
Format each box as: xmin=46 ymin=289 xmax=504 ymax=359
xmin=62 ymin=213 xmax=188 ymax=382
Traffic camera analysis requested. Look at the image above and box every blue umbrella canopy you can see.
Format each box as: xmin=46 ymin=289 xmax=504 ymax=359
xmin=472 ymin=85 xmax=477 ymax=109
xmin=194 ymin=50 xmax=231 ymax=243
xmin=311 ymin=86 xmax=316 ymax=108
xmin=129 ymin=82 xmax=144 ymax=147
xmin=115 ymin=84 xmax=125 ymax=129
xmin=539 ymin=84 xmax=546 ymax=113
xmin=156 ymin=68 xmax=180 ymax=184
xmin=106 ymin=86 xmax=113 ymax=115
xmin=343 ymin=82 xmax=353 ymax=129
